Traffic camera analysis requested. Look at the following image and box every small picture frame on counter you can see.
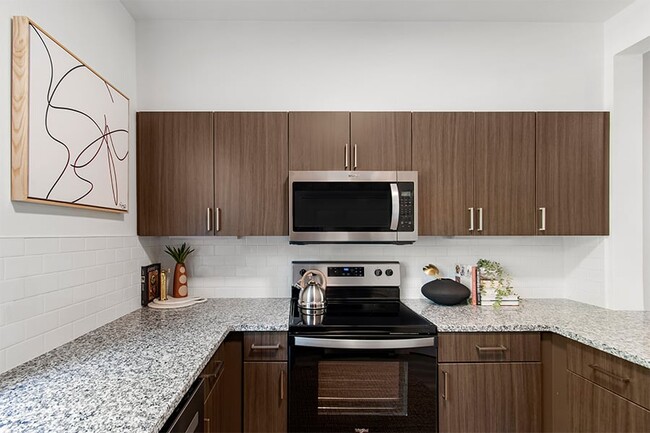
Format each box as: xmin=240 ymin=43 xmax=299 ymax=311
xmin=141 ymin=263 xmax=161 ymax=306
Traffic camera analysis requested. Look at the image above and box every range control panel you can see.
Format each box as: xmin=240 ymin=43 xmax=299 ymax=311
xmin=293 ymin=261 xmax=400 ymax=287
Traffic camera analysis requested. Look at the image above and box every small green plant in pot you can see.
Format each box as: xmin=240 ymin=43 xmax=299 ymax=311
xmin=477 ymin=258 xmax=517 ymax=307
xmin=164 ymin=243 xmax=195 ymax=298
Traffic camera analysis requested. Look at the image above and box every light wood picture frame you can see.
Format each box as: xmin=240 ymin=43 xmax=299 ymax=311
xmin=11 ymin=16 xmax=130 ymax=213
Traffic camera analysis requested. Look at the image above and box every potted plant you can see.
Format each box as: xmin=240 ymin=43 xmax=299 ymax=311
xmin=164 ymin=242 xmax=195 ymax=298
xmin=476 ymin=258 xmax=517 ymax=306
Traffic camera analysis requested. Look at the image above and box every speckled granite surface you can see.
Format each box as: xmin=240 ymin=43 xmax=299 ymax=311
xmin=404 ymin=298 xmax=650 ymax=369
xmin=1 ymin=297 xmax=650 ymax=432
xmin=0 ymin=298 xmax=289 ymax=433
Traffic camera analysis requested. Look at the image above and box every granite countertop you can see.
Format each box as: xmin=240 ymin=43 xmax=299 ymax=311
xmin=0 ymin=298 xmax=289 ymax=433
xmin=404 ymin=298 xmax=650 ymax=369
xmin=1 ymin=297 xmax=650 ymax=432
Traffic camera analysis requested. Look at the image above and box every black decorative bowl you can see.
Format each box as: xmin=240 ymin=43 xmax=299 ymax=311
xmin=421 ymin=278 xmax=470 ymax=306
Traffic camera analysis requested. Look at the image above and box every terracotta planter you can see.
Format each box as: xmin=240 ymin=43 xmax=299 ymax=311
xmin=173 ymin=262 xmax=188 ymax=298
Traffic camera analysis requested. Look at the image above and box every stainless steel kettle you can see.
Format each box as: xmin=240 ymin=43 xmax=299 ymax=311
xmin=297 ymin=269 xmax=327 ymax=310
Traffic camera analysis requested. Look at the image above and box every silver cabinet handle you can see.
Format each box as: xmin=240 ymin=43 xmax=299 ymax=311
xmin=206 ymin=208 xmax=212 ymax=232
xmin=468 ymin=207 xmax=474 ymax=232
xmin=294 ymin=336 xmax=435 ymax=350
xmin=389 ymin=183 xmax=399 ymax=230
xmin=251 ymin=343 xmax=281 ymax=351
xmin=588 ymin=364 xmax=630 ymax=383
xmin=215 ymin=208 xmax=221 ymax=232
xmin=539 ymin=207 xmax=546 ymax=231
xmin=344 ymin=143 xmax=349 ymax=169
xmin=353 ymin=144 xmax=358 ymax=170
xmin=441 ymin=370 xmax=449 ymax=401
xmin=477 ymin=208 xmax=483 ymax=232
xmin=476 ymin=345 xmax=508 ymax=352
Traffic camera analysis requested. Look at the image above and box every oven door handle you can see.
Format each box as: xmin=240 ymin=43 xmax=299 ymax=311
xmin=293 ymin=336 xmax=436 ymax=350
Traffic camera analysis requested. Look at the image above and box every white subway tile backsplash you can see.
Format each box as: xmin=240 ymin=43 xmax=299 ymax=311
xmin=5 ymin=297 xmax=44 ymax=323
xmin=5 ymin=336 xmax=44 ymax=371
xmin=58 ymin=270 xmax=85 ymax=289
xmin=43 ymin=325 xmax=73 ymax=353
xmin=24 ymin=311 xmax=59 ymax=340
xmin=96 ymin=249 xmax=116 ymax=265
xmin=0 ymin=239 xmax=25 ymax=258
xmin=4 ymin=256 xmax=43 ymax=280
xmin=72 ymin=315 xmax=97 ymax=339
xmin=25 ymin=238 xmax=60 ymax=255
xmin=0 ymin=279 xmax=25 ymax=303
xmin=0 ymin=321 xmax=25 ymax=350
xmin=84 ymin=265 xmax=107 ymax=284
xmin=59 ymin=303 xmax=86 ymax=326
xmin=85 ymin=237 xmax=107 ymax=251
xmin=42 ymin=252 xmax=74 ymax=274
xmin=44 ymin=288 xmax=74 ymax=312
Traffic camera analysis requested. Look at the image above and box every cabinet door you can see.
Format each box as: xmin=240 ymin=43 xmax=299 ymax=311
xmin=536 ymin=112 xmax=609 ymax=235
xmin=137 ymin=112 xmax=214 ymax=236
xmin=288 ymin=112 xmax=350 ymax=170
xmin=204 ymin=372 xmax=221 ymax=432
xmin=244 ymin=362 xmax=287 ymax=433
xmin=412 ymin=112 xmax=475 ymax=235
xmin=439 ymin=362 xmax=541 ymax=433
xmin=350 ymin=112 xmax=412 ymax=171
xmin=568 ymin=371 xmax=650 ymax=432
xmin=475 ymin=112 xmax=536 ymax=235
xmin=214 ymin=112 xmax=288 ymax=236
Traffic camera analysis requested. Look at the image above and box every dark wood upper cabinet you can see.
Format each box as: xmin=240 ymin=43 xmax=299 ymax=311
xmin=289 ymin=112 xmax=411 ymax=171
xmin=412 ymin=112 xmax=475 ymax=235
xmin=350 ymin=112 xmax=412 ymax=171
xmin=137 ymin=112 xmax=214 ymax=236
xmin=475 ymin=112 xmax=537 ymax=235
xmin=536 ymin=112 xmax=609 ymax=235
xmin=288 ymin=112 xmax=350 ymax=170
xmin=214 ymin=112 xmax=289 ymax=236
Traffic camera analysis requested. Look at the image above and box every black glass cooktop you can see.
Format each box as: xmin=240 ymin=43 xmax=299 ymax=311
xmin=289 ymin=299 xmax=437 ymax=335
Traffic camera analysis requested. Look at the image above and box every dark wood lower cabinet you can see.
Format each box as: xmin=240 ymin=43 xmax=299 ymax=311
xmin=568 ymin=372 xmax=650 ymax=432
xmin=243 ymin=362 xmax=287 ymax=433
xmin=439 ymin=362 xmax=542 ymax=433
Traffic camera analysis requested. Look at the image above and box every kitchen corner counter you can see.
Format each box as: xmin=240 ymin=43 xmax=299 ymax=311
xmin=0 ymin=298 xmax=289 ymax=433
xmin=403 ymin=298 xmax=650 ymax=369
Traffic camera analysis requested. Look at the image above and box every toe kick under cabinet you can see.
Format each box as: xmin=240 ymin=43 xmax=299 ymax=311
xmin=438 ymin=332 xmax=542 ymax=433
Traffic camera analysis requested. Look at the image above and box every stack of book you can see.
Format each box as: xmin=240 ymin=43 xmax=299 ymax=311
xmin=455 ymin=264 xmax=520 ymax=306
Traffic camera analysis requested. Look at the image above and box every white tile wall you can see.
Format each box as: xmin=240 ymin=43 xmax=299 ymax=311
xmin=158 ymin=236 xmax=570 ymax=300
xmin=0 ymin=234 xmax=608 ymax=375
xmin=0 ymin=236 xmax=160 ymax=374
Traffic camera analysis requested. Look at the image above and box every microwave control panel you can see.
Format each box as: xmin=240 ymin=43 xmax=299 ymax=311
xmin=398 ymin=183 xmax=415 ymax=232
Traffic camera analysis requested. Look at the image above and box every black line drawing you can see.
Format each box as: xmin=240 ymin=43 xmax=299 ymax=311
xmin=29 ymin=24 xmax=129 ymax=210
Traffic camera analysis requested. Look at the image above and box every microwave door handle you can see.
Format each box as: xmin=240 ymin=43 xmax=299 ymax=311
xmin=390 ymin=183 xmax=399 ymax=230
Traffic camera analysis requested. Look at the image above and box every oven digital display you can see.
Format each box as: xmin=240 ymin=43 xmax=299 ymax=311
xmin=328 ymin=267 xmax=364 ymax=277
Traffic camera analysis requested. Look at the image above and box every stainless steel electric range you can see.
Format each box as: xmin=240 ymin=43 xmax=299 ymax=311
xmin=288 ymin=261 xmax=438 ymax=433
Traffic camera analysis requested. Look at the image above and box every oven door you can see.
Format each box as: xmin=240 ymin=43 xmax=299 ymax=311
xmin=289 ymin=171 xmax=417 ymax=244
xmin=289 ymin=336 xmax=437 ymax=433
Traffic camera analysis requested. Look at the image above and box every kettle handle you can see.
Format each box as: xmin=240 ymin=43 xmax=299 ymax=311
xmin=299 ymin=269 xmax=327 ymax=291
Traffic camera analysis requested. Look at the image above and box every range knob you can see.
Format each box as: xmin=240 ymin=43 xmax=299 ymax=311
xmin=299 ymin=269 xmax=307 ymax=276
xmin=374 ymin=269 xmax=383 ymax=277
xmin=385 ymin=269 xmax=394 ymax=277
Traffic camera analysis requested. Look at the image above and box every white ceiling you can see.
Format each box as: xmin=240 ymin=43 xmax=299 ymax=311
xmin=120 ymin=0 xmax=635 ymax=22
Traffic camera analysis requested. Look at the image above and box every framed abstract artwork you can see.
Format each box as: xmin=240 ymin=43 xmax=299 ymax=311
xmin=11 ymin=16 xmax=130 ymax=213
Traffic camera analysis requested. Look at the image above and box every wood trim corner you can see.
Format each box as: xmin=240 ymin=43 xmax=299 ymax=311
xmin=12 ymin=16 xmax=30 ymax=202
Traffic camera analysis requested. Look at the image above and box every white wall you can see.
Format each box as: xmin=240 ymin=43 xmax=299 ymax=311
xmin=642 ymin=53 xmax=650 ymax=310
xmin=0 ymin=1 xmax=148 ymax=374
xmin=0 ymin=0 xmax=138 ymax=237
xmin=136 ymin=21 xmax=604 ymax=111
xmin=604 ymin=0 xmax=650 ymax=310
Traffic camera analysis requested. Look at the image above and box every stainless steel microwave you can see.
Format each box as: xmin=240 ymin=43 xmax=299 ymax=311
xmin=289 ymin=171 xmax=418 ymax=244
